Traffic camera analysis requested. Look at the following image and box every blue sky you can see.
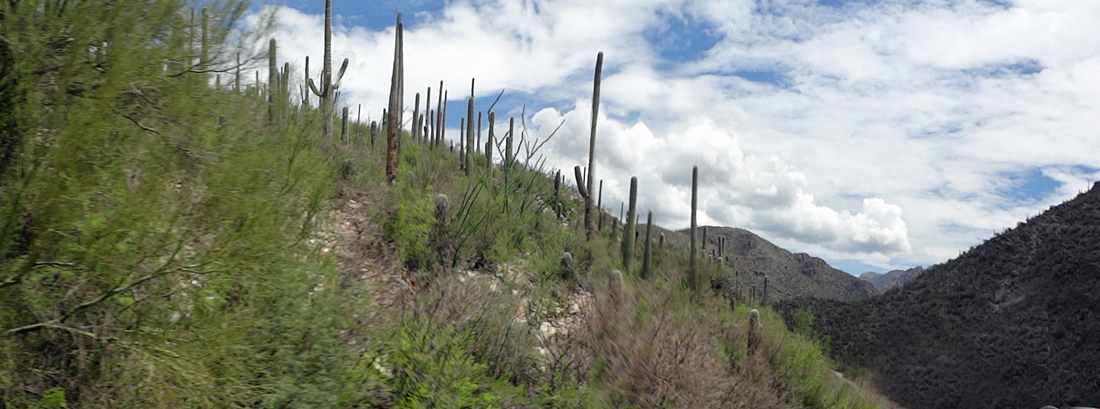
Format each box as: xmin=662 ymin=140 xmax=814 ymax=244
xmin=247 ymin=0 xmax=1100 ymax=274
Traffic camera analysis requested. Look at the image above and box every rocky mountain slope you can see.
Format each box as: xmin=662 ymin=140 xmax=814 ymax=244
xmin=859 ymin=266 xmax=924 ymax=291
xmin=671 ymin=226 xmax=878 ymax=302
xmin=780 ymin=185 xmax=1100 ymax=409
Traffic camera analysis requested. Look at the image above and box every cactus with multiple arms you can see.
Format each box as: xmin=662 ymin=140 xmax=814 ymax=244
xmin=308 ymin=0 xmax=351 ymax=140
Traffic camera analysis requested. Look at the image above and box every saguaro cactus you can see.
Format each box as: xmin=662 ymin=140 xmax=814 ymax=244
xmin=465 ymin=95 xmax=474 ymax=176
xmin=584 ymin=52 xmax=604 ymax=239
xmin=412 ymin=93 xmax=421 ymax=142
xmin=486 ymin=112 xmax=495 ymax=168
xmin=383 ymin=13 xmax=404 ymax=184
xmin=748 ymin=309 xmax=763 ymax=356
xmin=622 ymin=177 xmax=638 ymax=274
xmin=308 ymin=0 xmax=351 ymax=140
xmin=267 ymin=38 xmax=277 ymax=122
xmin=341 ymin=106 xmax=349 ymax=144
xmin=689 ymin=166 xmax=699 ymax=293
xmin=597 ymin=180 xmax=604 ymax=230
xmin=763 ymin=274 xmax=769 ymax=305
xmin=505 ymin=117 xmax=515 ymax=167
xmin=642 ymin=210 xmax=653 ymax=279
xmin=574 ymin=166 xmax=588 ymax=199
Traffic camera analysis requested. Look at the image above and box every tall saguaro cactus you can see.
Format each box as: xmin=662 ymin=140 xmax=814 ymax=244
xmin=622 ymin=177 xmax=638 ymax=274
xmin=643 ymin=210 xmax=653 ymax=279
xmin=465 ymin=95 xmax=474 ymax=176
xmin=689 ymin=166 xmax=699 ymax=293
xmin=308 ymin=0 xmax=351 ymax=140
xmin=384 ymin=13 xmax=404 ymax=184
xmin=584 ymin=52 xmax=604 ymax=240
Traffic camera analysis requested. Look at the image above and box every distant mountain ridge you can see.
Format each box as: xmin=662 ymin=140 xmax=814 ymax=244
xmin=779 ymin=184 xmax=1100 ymax=409
xmin=859 ymin=266 xmax=924 ymax=291
xmin=677 ymin=226 xmax=878 ymax=302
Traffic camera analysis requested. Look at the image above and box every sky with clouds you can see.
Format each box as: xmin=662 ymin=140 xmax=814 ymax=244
xmin=244 ymin=0 xmax=1100 ymax=274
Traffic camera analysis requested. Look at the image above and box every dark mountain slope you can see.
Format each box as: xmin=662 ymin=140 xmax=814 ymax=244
xmin=677 ymin=226 xmax=878 ymax=301
xmin=781 ymin=185 xmax=1100 ymax=409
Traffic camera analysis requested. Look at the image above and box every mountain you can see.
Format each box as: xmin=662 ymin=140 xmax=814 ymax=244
xmin=677 ymin=226 xmax=878 ymax=302
xmin=859 ymin=266 xmax=924 ymax=291
xmin=780 ymin=185 xmax=1100 ymax=409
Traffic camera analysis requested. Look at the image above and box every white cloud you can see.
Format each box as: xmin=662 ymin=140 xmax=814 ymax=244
xmin=250 ymin=0 xmax=1100 ymax=272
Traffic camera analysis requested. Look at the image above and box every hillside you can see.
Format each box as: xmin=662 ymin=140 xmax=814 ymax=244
xmin=674 ymin=226 xmax=878 ymax=302
xmin=780 ymin=185 xmax=1100 ymax=409
xmin=859 ymin=266 xmax=924 ymax=291
xmin=0 ymin=2 xmax=886 ymax=407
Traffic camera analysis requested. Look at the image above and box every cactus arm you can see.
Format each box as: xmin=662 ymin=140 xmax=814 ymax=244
xmin=308 ymin=78 xmax=324 ymax=97
xmin=334 ymin=58 xmax=349 ymax=88
xmin=574 ymin=166 xmax=589 ymax=198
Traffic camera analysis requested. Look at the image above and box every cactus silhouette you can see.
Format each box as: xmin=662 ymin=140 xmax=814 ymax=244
xmin=642 ymin=210 xmax=653 ymax=279
xmin=597 ymin=180 xmax=604 ymax=230
xmin=574 ymin=166 xmax=588 ymax=198
xmin=690 ymin=166 xmax=699 ymax=293
xmin=584 ymin=52 xmax=604 ymax=239
xmin=465 ymin=95 xmax=474 ymax=176
xmin=486 ymin=112 xmax=495 ymax=169
xmin=308 ymin=0 xmax=351 ymax=140
xmin=622 ymin=177 xmax=638 ymax=274
xmin=382 ymin=13 xmax=403 ymax=184
xmin=412 ymin=92 xmax=420 ymax=143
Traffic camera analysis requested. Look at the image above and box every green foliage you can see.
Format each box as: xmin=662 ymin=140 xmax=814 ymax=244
xmin=40 ymin=387 xmax=67 ymax=409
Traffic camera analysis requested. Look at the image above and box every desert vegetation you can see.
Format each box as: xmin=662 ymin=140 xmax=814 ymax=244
xmin=0 ymin=0 xmax=883 ymax=407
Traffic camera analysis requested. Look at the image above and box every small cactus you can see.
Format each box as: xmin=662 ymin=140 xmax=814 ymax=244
xmin=608 ymin=269 xmax=624 ymax=307
xmin=747 ymin=309 xmax=763 ymax=356
xmin=341 ymin=106 xmax=349 ymax=144
xmin=434 ymin=194 xmax=450 ymax=223
xmin=561 ymin=251 xmax=575 ymax=280
xmin=659 ymin=232 xmax=665 ymax=249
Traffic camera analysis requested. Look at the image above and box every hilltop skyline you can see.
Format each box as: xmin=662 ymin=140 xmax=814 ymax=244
xmin=245 ymin=0 xmax=1100 ymax=274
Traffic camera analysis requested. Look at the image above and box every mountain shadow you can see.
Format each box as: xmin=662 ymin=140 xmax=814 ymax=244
xmin=779 ymin=184 xmax=1100 ymax=409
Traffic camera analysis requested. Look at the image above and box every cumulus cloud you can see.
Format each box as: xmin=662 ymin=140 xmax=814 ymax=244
xmin=250 ymin=0 xmax=1100 ymax=272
